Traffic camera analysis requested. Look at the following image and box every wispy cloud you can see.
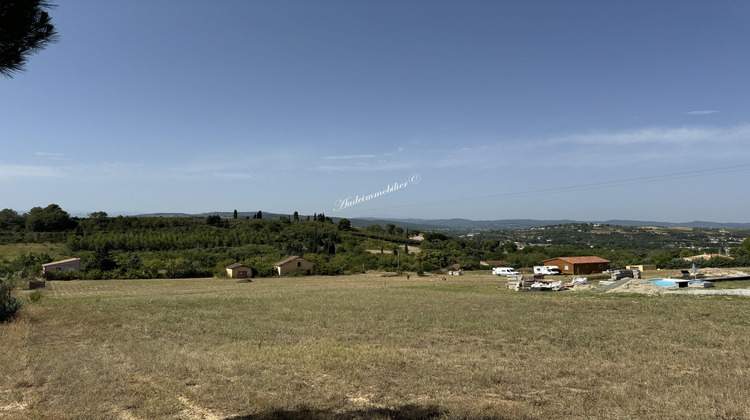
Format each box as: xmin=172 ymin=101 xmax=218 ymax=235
xmin=322 ymin=154 xmax=377 ymax=160
xmin=317 ymin=161 xmax=413 ymax=172
xmin=35 ymin=152 xmax=71 ymax=161
xmin=0 ymin=164 xmax=66 ymax=180
xmin=69 ymin=162 xmax=146 ymax=177
xmin=212 ymin=171 xmax=257 ymax=179
xmin=685 ymin=110 xmax=720 ymax=115
xmin=548 ymin=125 xmax=750 ymax=146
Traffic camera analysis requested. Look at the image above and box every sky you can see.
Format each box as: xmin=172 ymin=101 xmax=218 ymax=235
xmin=2 ymin=0 xmax=750 ymax=222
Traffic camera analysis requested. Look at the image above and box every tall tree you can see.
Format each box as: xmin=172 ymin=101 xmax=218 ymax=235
xmin=25 ymin=204 xmax=75 ymax=231
xmin=233 ymin=209 xmax=238 ymax=219
xmin=0 ymin=0 xmax=58 ymax=77
xmin=0 ymin=208 xmax=23 ymax=230
xmin=337 ymin=218 xmax=351 ymax=231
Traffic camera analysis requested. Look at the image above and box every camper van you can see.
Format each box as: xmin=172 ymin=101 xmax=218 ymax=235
xmin=533 ymin=265 xmax=562 ymax=275
xmin=492 ymin=267 xmax=519 ymax=276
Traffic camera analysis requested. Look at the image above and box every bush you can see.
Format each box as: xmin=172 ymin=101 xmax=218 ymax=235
xmin=1 ymin=282 xmax=21 ymax=322
xmin=44 ymin=270 xmax=80 ymax=281
xmin=29 ymin=290 xmax=43 ymax=302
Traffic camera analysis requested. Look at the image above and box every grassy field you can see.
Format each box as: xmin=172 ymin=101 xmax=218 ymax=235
xmin=2 ymin=272 xmax=750 ymax=419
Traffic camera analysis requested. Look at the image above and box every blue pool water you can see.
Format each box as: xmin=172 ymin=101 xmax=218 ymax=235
xmin=649 ymin=279 xmax=678 ymax=287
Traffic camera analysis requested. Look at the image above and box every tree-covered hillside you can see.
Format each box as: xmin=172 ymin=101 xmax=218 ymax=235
xmin=2 ymin=205 xmax=750 ymax=282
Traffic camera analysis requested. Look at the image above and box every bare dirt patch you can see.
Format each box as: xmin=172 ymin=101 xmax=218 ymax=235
xmin=606 ymin=278 xmax=666 ymax=295
xmin=697 ymin=268 xmax=749 ymax=278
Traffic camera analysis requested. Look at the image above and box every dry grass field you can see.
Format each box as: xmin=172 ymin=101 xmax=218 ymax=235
xmin=2 ymin=272 xmax=750 ymax=419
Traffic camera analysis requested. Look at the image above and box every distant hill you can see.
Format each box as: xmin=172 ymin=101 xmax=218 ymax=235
xmin=131 ymin=212 xmax=750 ymax=231
xmin=132 ymin=212 xmax=445 ymax=231
xmin=358 ymin=217 xmax=750 ymax=231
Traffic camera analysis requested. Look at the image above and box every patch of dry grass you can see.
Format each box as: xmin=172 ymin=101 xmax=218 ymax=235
xmin=2 ymin=273 xmax=750 ymax=419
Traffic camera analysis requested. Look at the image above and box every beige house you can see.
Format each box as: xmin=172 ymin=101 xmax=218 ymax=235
xmin=683 ymin=254 xmax=733 ymax=261
xmin=226 ymin=263 xmax=253 ymax=279
xmin=480 ymin=260 xmax=506 ymax=267
xmin=42 ymin=258 xmax=81 ymax=273
xmin=626 ymin=264 xmax=657 ymax=272
xmin=273 ymin=256 xmax=314 ymax=276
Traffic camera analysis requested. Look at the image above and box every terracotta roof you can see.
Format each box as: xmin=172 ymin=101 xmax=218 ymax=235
xmin=274 ymin=255 xmax=305 ymax=266
xmin=226 ymin=263 xmax=250 ymax=269
xmin=42 ymin=258 xmax=80 ymax=267
xmin=544 ymin=256 xmax=610 ymax=264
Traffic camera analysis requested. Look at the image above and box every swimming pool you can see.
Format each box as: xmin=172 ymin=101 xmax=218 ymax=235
xmin=649 ymin=279 xmax=678 ymax=287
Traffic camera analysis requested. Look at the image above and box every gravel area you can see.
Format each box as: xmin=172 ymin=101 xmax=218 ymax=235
xmin=665 ymin=289 xmax=750 ymax=296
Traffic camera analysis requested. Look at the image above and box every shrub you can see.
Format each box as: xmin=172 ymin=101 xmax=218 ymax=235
xmin=44 ymin=270 xmax=80 ymax=281
xmin=29 ymin=290 xmax=43 ymax=302
xmin=0 ymin=282 xmax=21 ymax=322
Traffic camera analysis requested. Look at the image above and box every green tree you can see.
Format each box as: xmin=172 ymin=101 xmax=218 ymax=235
xmin=337 ymin=218 xmax=352 ymax=231
xmin=89 ymin=245 xmax=117 ymax=271
xmin=88 ymin=211 xmax=108 ymax=219
xmin=501 ymin=241 xmax=518 ymax=253
xmin=233 ymin=209 xmax=238 ymax=219
xmin=126 ymin=254 xmax=142 ymax=271
xmin=0 ymin=0 xmax=57 ymax=77
xmin=0 ymin=280 xmax=22 ymax=322
xmin=293 ymin=211 xmax=299 ymax=222
xmin=366 ymin=224 xmax=383 ymax=234
xmin=25 ymin=204 xmax=76 ymax=231
xmin=0 ymin=208 xmax=23 ymax=230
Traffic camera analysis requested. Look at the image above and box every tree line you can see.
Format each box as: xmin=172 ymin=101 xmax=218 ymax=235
xmin=2 ymin=205 xmax=749 ymax=283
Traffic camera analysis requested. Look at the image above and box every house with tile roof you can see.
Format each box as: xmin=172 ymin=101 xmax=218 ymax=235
xmin=273 ymin=256 xmax=314 ymax=276
xmin=225 ymin=263 xmax=253 ymax=279
xmin=543 ymin=256 xmax=610 ymax=275
xmin=42 ymin=258 xmax=80 ymax=273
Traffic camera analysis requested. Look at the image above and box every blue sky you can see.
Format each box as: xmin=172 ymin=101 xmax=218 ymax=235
xmin=2 ymin=0 xmax=750 ymax=222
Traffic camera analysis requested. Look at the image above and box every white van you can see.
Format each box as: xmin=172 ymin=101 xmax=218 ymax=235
xmin=492 ymin=267 xmax=519 ymax=276
xmin=533 ymin=265 xmax=562 ymax=275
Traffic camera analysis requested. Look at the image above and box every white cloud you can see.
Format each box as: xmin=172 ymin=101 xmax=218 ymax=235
xmin=685 ymin=110 xmax=720 ymax=115
xmin=0 ymin=164 xmax=66 ymax=180
xmin=35 ymin=152 xmax=71 ymax=161
xmin=212 ymin=172 xmax=257 ymax=179
xmin=317 ymin=161 xmax=413 ymax=172
xmin=322 ymin=154 xmax=377 ymax=160
xmin=548 ymin=124 xmax=750 ymax=146
xmin=67 ymin=162 xmax=146 ymax=178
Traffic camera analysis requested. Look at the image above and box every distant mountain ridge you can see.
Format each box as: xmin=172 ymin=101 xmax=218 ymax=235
xmin=130 ymin=212 xmax=750 ymax=230
xmin=374 ymin=218 xmax=750 ymax=230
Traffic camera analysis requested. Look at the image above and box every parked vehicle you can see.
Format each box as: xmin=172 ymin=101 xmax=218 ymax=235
xmin=492 ymin=267 xmax=519 ymax=276
xmin=533 ymin=265 xmax=562 ymax=275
